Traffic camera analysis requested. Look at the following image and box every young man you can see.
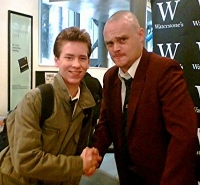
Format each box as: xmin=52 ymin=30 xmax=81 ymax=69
xmin=91 ymin=10 xmax=198 ymax=185
xmin=0 ymin=27 xmax=101 ymax=185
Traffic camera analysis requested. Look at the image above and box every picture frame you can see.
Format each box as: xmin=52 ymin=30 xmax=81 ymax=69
xmin=35 ymin=71 xmax=58 ymax=87
xmin=8 ymin=10 xmax=33 ymax=111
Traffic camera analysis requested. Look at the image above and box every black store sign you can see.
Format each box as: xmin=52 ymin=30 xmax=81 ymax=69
xmin=151 ymin=0 xmax=200 ymax=126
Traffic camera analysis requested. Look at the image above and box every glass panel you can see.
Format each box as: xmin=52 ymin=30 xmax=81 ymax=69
xmin=146 ymin=0 xmax=153 ymax=52
xmin=39 ymin=0 xmax=152 ymax=66
xmin=40 ymin=0 xmax=98 ymax=66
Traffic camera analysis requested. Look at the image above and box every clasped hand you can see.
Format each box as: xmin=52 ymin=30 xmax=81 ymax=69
xmin=80 ymin=147 xmax=102 ymax=176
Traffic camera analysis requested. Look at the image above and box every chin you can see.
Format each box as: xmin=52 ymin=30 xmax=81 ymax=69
xmin=115 ymin=60 xmax=126 ymax=67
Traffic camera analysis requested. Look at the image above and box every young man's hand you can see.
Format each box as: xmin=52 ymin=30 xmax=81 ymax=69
xmin=80 ymin=147 xmax=102 ymax=176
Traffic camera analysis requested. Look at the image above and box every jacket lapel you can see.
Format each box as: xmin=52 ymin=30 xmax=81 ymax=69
xmin=113 ymin=77 xmax=123 ymax=124
xmin=126 ymin=49 xmax=149 ymax=135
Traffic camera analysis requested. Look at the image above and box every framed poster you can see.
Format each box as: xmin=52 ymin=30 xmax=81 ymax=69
xmin=8 ymin=10 xmax=33 ymax=110
xmin=35 ymin=71 xmax=58 ymax=87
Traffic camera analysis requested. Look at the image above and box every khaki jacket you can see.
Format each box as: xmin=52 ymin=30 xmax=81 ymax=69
xmin=0 ymin=73 xmax=95 ymax=185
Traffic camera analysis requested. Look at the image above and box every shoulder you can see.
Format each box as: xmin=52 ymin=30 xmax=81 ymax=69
xmin=84 ymin=73 xmax=101 ymax=87
xmin=24 ymin=88 xmax=41 ymax=101
xmin=16 ymin=88 xmax=42 ymax=112
xmin=104 ymin=65 xmax=119 ymax=79
xmin=148 ymin=51 xmax=180 ymax=68
xmin=141 ymin=52 xmax=182 ymax=79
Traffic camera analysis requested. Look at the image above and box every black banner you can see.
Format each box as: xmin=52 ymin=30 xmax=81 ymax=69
xmin=151 ymin=0 xmax=200 ymax=126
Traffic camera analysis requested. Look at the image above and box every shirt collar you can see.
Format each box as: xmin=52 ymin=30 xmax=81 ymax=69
xmin=70 ymin=86 xmax=80 ymax=101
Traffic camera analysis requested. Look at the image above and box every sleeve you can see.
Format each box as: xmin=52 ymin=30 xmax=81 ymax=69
xmin=158 ymin=59 xmax=198 ymax=185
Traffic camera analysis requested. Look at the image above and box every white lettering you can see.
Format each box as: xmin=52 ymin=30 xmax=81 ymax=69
xmin=157 ymin=0 xmax=180 ymax=21
xmin=196 ymin=42 xmax=200 ymax=52
xmin=193 ymin=20 xmax=200 ymax=26
xmin=198 ymin=0 xmax=200 ymax=7
xmin=192 ymin=64 xmax=200 ymax=70
xmin=154 ymin=22 xmax=184 ymax=29
xmin=157 ymin=43 xmax=180 ymax=59
xmin=195 ymin=86 xmax=200 ymax=99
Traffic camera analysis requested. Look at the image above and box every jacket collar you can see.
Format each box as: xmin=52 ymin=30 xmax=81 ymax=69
xmin=53 ymin=73 xmax=95 ymax=110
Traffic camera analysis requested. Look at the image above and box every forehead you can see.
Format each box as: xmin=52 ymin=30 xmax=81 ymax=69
xmin=103 ymin=20 xmax=133 ymax=42
xmin=60 ymin=41 xmax=88 ymax=55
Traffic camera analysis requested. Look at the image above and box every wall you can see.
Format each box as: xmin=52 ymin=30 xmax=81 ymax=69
xmin=0 ymin=0 xmax=107 ymax=116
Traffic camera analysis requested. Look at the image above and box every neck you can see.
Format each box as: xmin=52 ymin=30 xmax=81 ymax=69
xmin=69 ymin=88 xmax=78 ymax=98
xmin=66 ymin=84 xmax=79 ymax=98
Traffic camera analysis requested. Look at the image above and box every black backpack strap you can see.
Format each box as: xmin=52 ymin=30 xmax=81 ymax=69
xmin=37 ymin=83 xmax=54 ymax=127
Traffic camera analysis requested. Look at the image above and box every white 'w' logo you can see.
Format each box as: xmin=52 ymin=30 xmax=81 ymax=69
xmin=157 ymin=0 xmax=180 ymax=21
xmin=195 ymin=86 xmax=200 ymax=99
xmin=198 ymin=0 xmax=200 ymax=7
xmin=157 ymin=43 xmax=180 ymax=59
xmin=196 ymin=42 xmax=200 ymax=52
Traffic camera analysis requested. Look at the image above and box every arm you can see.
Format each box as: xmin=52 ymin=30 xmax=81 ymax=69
xmin=158 ymin=59 xmax=198 ymax=184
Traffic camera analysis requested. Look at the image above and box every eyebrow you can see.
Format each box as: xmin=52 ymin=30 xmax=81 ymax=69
xmin=105 ymin=35 xmax=127 ymax=43
xmin=64 ymin=53 xmax=88 ymax=57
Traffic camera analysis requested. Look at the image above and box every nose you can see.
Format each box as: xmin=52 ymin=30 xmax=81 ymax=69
xmin=72 ymin=58 xmax=81 ymax=68
xmin=113 ymin=43 xmax=120 ymax=52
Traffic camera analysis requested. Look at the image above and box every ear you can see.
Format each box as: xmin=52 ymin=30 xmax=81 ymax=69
xmin=138 ymin=28 xmax=145 ymax=42
xmin=54 ymin=57 xmax=59 ymax=67
xmin=87 ymin=59 xmax=90 ymax=69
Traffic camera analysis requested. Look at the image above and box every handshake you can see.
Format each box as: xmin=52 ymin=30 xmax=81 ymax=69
xmin=80 ymin=147 xmax=102 ymax=176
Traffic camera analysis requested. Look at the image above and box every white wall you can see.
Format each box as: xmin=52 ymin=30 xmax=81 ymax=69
xmin=0 ymin=0 xmax=39 ymax=116
xmin=0 ymin=0 xmax=108 ymax=116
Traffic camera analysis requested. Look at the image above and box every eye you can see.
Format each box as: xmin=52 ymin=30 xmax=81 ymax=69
xmin=119 ymin=37 xmax=127 ymax=43
xmin=106 ymin=42 xmax=113 ymax=48
xmin=79 ymin=57 xmax=87 ymax=62
xmin=65 ymin=56 xmax=73 ymax=61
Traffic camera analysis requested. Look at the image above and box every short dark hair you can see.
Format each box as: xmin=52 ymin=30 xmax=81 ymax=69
xmin=53 ymin=27 xmax=92 ymax=58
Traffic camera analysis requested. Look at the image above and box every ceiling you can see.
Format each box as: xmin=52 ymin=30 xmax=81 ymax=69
xmin=49 ymin=0 xmax=130 ymax=22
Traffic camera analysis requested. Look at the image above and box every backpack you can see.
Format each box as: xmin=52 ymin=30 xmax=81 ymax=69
xmin=83 ymin=72 xmax=102 ymax=120
xmin=0 ymin=83 xmax=54 ymax=152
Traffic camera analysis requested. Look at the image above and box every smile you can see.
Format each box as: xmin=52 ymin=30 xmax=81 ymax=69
xmin=70 ymin=71 xmax=81 ymax=75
